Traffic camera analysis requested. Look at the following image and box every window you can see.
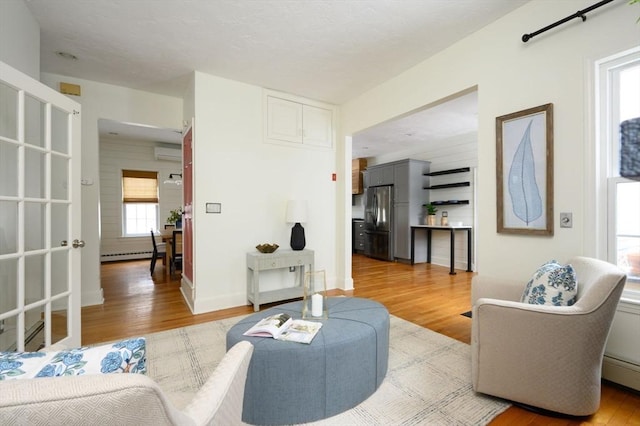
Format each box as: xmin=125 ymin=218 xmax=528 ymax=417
xmin=122 ymin=170 xmax=158 ymax=236
xmin=596 ymin=47 xmax=640 ymax=298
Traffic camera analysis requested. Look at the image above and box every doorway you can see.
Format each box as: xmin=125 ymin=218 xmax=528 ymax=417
xmin=350 ymin=89 xmax=478 ymax=271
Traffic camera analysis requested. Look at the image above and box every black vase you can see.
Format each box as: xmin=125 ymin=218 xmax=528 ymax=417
xmin=290 ymin=223 xmax=306 ymax=250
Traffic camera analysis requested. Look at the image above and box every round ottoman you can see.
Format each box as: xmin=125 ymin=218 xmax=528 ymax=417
xmin=226 ymin=297 xmax=389 ymax=425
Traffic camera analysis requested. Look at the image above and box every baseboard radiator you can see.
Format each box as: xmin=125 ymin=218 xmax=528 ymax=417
xmin=101 ymin=251 xmax=153 ymax=262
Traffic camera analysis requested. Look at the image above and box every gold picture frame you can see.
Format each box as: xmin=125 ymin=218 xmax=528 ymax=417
xmin=496 ymin=103 xmax=554 ymax=236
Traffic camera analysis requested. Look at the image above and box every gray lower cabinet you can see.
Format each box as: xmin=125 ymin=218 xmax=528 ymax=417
xmin=393 ymin=203 xmax=410 ymax=259
xmin=353 ymin=220 xmax=365 ymax=253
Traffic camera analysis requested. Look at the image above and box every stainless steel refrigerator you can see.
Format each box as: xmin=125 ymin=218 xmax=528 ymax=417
xmin=364 ymin=185 xmax=394 ymax=261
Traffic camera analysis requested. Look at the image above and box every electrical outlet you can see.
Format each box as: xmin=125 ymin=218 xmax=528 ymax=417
xmin=560 ymin=212 xmax=573 ymax=228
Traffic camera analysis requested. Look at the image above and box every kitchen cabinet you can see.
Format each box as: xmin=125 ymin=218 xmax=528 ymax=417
xmin=265 ymin=92 xmax=334 ymax=148
xmin=394 ymin=159 xmax=430 ymax=203
xmin=393 ymin=159 xmax=430 ymax=260
xmin=352 ymin=158 xmax=367 ymax=194
xmin=353 ymin=219 xmax=365 ymax=253
xmin=364 ymin=164 xmax=394 ymax=187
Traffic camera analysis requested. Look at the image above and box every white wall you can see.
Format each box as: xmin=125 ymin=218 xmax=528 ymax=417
xmin=39 ymin=73 xmax=183 ymax=306
xmin=99 ymin=138 xmax=183 ymax=258
xmin=339 ymin=0 xmax=640 ymax=281
xmin=187 ymin=71 xmax=337 ymax=313
xmin=0 ymin=0 xmax=39 ymax=79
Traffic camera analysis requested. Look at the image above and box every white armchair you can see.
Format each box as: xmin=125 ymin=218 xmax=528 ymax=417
xmin=0 ymin=341 xmax=253 ymax=426
xmin=471 ymin=256 xmax=626 ymax=416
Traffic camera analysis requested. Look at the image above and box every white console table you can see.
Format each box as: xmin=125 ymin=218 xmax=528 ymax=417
xmin=246 ymin=249 xmax=314 ymax=312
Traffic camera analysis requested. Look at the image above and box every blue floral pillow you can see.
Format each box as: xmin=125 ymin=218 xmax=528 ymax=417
xmin=521 ymin=260 xmax=578 ymax=306
xmin=0 ymin=337 xmax=146 ymax=380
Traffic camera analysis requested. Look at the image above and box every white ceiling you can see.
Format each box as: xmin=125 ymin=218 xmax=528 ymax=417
xmin=352 ymin=90 xmax=478 ymax=158
xmin=26 ymin=0 xmax=529 ymax=154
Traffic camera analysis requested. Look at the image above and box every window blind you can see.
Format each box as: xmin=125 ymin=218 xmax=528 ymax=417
xmin=122 ymin=170 xmax=158 ymax=203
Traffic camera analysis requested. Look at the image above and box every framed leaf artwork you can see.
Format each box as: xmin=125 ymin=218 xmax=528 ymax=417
xmin=496 ymin=103 xmax=554 ymax=236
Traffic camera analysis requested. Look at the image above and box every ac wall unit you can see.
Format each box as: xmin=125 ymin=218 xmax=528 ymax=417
xmin=154 ymin=147 xmax=181 ymax=162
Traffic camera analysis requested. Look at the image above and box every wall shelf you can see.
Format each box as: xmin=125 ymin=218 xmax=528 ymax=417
xmin=424 ymin=182 xmax=470 ymax=190
xmin=430 ymin=200 xmax=470 ymax=206
xmin=424 ymin=167 xmax=470 ymax=176
xmin=425 ymin=167 xmax=471 ymax=207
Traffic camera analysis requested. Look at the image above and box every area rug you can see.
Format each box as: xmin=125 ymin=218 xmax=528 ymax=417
xmin=144 ymin=314 xmax=510 ymax=425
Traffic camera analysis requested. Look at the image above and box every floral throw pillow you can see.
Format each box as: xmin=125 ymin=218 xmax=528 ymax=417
xmin=521 ymin=260 xmax=578 ymax=306
xmin=0 ymin=337 xmax=146 ymax=380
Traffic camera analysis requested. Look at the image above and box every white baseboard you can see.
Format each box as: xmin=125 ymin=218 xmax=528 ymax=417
xmin=603 ymin=356 xmax=640 ymax=391
xmin=192 ymin=292 xmax=248 ymax=315
xmin=180 ymin=277 xmax=195 ymax=313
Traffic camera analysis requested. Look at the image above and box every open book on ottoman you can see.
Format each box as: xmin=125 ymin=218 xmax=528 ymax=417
xmin=243 ymin=313 xmax=322 ymax=344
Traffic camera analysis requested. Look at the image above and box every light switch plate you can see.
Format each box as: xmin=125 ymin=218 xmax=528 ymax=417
xmin=206 ymin=203 xmax=221 ymax=213
xmin=560 ymin=212 xmax=572 ymax=228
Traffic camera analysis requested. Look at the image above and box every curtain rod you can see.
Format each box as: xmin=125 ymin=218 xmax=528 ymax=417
xmin=522 ymin=0 xmax=616 ymax=42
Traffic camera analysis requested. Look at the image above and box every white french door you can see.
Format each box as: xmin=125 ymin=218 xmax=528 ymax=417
xmin=0 ymin=61 xmax=82 ymax=351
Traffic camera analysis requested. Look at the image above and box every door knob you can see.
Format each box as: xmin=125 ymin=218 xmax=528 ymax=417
xmin=72 ymin=239 xmax=85 ymax=248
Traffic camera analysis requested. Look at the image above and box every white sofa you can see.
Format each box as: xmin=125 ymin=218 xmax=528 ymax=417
xmin=471 ymin=256 xmax=626 ymax=416
xmin=0 ymin=340 xmax=253 ymax=426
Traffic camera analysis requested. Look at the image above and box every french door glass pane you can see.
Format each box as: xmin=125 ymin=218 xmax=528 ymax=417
xmin=0 ymin=257 xmax=18 ymax=314
xmin=51 ymin=203 xmax=68 ymax=248
xmin=0 ymin=140 xmax=18 ymax=196
xmin=25 ymin=94 xmax=45 ymax=148
xmin=0 ymin=315 xmax=18 ymax=351
xmin=52 ymin=297 xmax=68 ymax=344
xmin=25 ymin=254 xmax=45 ymax=306
xmin=51 ymin=106 xmax=69 ymax=154
xmin=51 ymin=250 xmax=68 ymax=297
xmin=51 ymin=154 xmax=69 ymax=201
xmin=0 ymin=200 xmax=18 ymax=254
xmin=25 ymin=147 xmax=45 ymax=199
xmin=25 ymin=202 xmax=45 ymax=251
xmin=24 ymin=305 xmax=45 ymax=351
xmin=0 ymin=82 xmax=18 ymax=140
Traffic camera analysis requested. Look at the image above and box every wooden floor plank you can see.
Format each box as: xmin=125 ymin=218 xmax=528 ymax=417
xmin=84 ymin=255 xmax=640 ymax=424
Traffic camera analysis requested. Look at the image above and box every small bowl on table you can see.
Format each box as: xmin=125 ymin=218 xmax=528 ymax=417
xmin=256 ymin=243 xmax=279 ymax=253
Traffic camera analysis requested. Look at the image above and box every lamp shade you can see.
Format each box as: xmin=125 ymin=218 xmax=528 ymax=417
xmin=286 ymin=200 xmax=308 ymax=223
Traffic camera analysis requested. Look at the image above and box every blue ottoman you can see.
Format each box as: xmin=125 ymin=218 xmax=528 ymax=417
xmin=226 ymin=297 xmax=389 ymax=425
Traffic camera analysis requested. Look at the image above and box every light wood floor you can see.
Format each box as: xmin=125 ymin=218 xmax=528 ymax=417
xmin=84 ymin=255 xmax=640 ymax=425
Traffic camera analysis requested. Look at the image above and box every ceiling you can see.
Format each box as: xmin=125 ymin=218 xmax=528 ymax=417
xmin=352 ymin=90 xmax=478 ymax=159
xmin=26 ymin=0 xmax=529 ymax=154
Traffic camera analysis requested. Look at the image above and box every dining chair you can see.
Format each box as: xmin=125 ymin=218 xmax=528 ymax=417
xmin=170 ymin=230 xmax=183 ymax=278
xmin=150 ymin=230 xmax=166 ymax=275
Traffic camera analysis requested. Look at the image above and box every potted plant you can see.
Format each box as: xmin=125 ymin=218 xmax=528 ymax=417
xmin=423 ymin=203 xmax=437 ymax=226
xmin=167 ymin=207 xmax=183 ymax=228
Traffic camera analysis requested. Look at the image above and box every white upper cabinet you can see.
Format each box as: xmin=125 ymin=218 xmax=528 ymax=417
xmin=267 ymin=96 xmax=303 ymax=144
xmin=264 ymin=91 xmax=334 ymax=149
xmin=302 ymin=104 xmax=332 ymax=148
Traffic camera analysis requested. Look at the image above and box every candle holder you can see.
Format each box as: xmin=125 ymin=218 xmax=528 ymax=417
xmin=302 ymin=270 xmax=328 ymax=319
